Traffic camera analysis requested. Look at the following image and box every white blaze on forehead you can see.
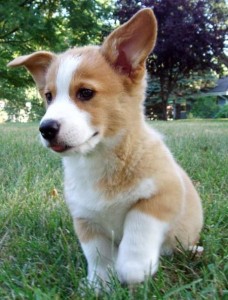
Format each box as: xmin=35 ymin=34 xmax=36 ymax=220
xmin=56 ymin=55 xmax=82 ymax=96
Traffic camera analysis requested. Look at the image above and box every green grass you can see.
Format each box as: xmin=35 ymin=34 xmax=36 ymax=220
xmin=0 ymin=121 xmax=227 ymax=299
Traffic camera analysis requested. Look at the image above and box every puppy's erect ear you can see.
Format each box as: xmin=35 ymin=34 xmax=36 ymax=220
xmin=8 ymin=51 xmax=54 ymax=92
xmin=100 ymin=9 xmax=157 ymax=75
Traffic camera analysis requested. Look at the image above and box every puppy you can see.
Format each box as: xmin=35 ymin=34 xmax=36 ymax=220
xmin=8 ymin=9 xmax=203 ymax=288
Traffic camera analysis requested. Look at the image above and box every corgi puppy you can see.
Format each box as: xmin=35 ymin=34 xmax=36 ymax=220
xmin=8 ymin=9 xmax=203 ymax=288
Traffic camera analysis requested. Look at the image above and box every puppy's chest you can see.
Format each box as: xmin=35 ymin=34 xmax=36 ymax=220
xmin=63 ymin=157 xmax=156 ymax=241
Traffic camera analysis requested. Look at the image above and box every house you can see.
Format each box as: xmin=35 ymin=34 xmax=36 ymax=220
xmin=205 ymin=76 xmax=228 ymax=106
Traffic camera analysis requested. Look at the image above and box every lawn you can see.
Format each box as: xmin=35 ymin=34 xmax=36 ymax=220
xmin=0 ymin=120 xmax=227 ymax=299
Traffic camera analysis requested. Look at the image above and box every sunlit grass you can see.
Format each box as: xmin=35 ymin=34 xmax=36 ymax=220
xmin=0 ymin=120 xmax=227 ymax=299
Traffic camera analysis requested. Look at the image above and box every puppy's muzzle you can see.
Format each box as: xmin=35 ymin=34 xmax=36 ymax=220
xmin=39 ymin=119 xmax=60 ymax=141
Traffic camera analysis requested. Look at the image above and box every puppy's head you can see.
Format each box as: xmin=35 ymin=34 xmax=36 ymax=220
xmin=8 ymin=9 xmax=157 ymax=155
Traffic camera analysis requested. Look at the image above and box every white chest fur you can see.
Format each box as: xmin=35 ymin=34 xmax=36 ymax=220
xmin=63 ymin=154 xmax=156 ymax=242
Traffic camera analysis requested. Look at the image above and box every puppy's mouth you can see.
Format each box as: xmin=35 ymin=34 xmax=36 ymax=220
xmin=50 ymin=144 xmax=71 ymax=153
xmin=48 ymin=131 xmax=99 ymax=153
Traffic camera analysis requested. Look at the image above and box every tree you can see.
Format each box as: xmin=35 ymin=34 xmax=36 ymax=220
xmin=0 ymin=0 xmax=113 ymax=120
xmin=115 ymin=0 xmax=228 ymax=120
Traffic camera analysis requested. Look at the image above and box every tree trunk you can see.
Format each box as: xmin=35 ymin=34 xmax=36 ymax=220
xmin=161 ymin=98 xmax=167 ymax=120
xmin=160 ymin=88 xmax=168 ymax=120
xmin=160 ymin=78 xmax=168 ymax=120
xmin=173 ymin=99 xmax=176 ymax=120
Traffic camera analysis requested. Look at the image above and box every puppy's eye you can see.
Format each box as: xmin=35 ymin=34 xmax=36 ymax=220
xmin=45 ymin=92 xmax=53 ymax=104
xmin=77 ymin=88 xmax=94 ymax=101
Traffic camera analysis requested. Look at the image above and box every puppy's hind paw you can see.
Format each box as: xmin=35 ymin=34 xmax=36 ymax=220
xmin=189 ymin=245 xmax=204 ymax=256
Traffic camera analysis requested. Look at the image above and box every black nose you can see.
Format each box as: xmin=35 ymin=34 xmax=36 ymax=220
xmin=39 ymin=119 xmax=60 ymax=141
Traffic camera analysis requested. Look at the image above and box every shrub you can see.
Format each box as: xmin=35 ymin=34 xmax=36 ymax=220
xmin=215 ymin=104 xmax=228 ymax=118
xmin=190 ymin=96 xmax=219 ymax=118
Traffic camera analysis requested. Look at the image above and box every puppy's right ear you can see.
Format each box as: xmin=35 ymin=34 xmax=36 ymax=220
xmin=8 ymin=51 xmax=55 ymax=93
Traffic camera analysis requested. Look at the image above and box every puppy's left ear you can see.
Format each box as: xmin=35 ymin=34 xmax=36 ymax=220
xmin=100 ymin=8 xmax=157 ymax=76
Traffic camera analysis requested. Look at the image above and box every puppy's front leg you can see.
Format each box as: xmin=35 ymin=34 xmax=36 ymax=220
xmin=74 ymin=218 xmax=117 ymax=288
xmin=116 ymin=208 xmax=169 ymax=285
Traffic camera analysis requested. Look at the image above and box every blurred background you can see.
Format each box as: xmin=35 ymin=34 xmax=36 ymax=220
xmin=0 ymin=0 xmax=228 ymax=122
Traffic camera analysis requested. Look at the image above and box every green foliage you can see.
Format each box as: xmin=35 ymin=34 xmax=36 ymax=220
xmin=215 ymin=104 xmax=228 ymax=118
xmin=190 ymin=96 xmax=220 ymax=118
xmin=0 ymin=0 xmax=113 ymax=52
xmin=0 ymin=121 xmax=227 ymax=298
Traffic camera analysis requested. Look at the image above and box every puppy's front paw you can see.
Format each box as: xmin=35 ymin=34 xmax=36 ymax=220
xmin=116 ymin=260 xmax=158 ymax=285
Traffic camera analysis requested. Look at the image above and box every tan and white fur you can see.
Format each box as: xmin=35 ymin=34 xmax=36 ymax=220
xmin=8 ymin=9 xmax=203 ymax=288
